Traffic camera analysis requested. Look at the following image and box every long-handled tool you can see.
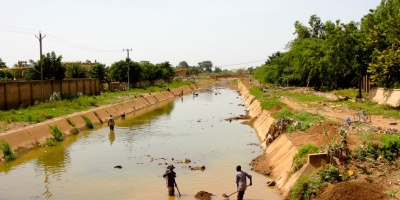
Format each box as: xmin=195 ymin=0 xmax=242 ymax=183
xmin=222 ymin=190 xmax=238 ymax=198
xmin=222 ymin=185 xmax=251 ymax=198
xmin=175 ymin=182 xmax=181 ymax=197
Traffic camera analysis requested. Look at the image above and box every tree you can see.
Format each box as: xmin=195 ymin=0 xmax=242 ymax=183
xmin=198 ymin=61 xmax=213 ymax=72
xmin=0 ymin=58 xmax=6 ymax=68
xmin=156 ymin=61 xmax=175 ymax=81
xmin=88 ymin=63 xmax=107 ymax=82
xmin=178 ymin=61 xmax=189 ymax=68
xmin=25 ymin=51 xmax=66 ymax=80
xmin=109 ymin=60 xmax=143 ymax=82
xmin=65 ymin=63 xmax=88 ymax=78
xmin=0 ymin=69 xmax=13 ymax=81
xmin=362 ymin=0 xmax=400 ymax=88
xmin=214 ymin=66 xmax=222 ymax=73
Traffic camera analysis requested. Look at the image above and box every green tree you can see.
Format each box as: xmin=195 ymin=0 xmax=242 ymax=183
xmin=0 ymin=69 xmax=13 ymax=81
xmin=362 ymin=0 xmax=400 ymax=88
xmin=178 ymin=61 xmax=189 ymax=68
xmin=65 ymin=63 xmax=88 ymax=78
xmin=88 ymin=63 xmax=107 ymax=82
xmin=25 ymin=51 xmax=66 ymax=80
xmin=109 ymin=60 xmax=143 ymax=82
xmin=214 ymin=66 xmax=222 ymax=73
xmin=198 ymin=61 xmax=213 ymax=72
xmin=156 ymin=61 xmax=175 ymax=81
xmin=0 ymin=58 xmax=6 ymax=68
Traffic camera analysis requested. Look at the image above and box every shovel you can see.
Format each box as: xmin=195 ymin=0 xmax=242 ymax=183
xmin=222 ymin=185 xmax=250 ymax=198
xmin=175 ymin=182 xmax=181 ymax=197
xmin=222 ymin=190 xmax=238 ymax=198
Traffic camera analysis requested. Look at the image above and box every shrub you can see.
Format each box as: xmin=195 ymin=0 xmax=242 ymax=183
xmin=380 ymin=134 xmax=400 ymax=163
xmin=42 ymin=139 xmax=56 ymax=147
xmin=49 ymin=92 xmax=62 ymax=101
xmin=292 ymin=144 xmax=320 ymax=173
xmin=70 ymin=127 xmax=79 ymax=134
xmin=354 ymin=142 xmax=379 ymax=162
xmin=50 ymin=125 xmax=64 ymax=141
xmin=1 ymin=140 xmax=16 ymax=161
xmin=82 ymin=116 xmax=94 ymax=129
xmin=288 ymin=175 xmax=322 ymax=200
xmin=318 ymin=166 xmax=340 ymax=183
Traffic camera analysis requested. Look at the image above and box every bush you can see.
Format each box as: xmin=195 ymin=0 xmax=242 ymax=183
xmin=49 ymin=92 xmax=62 ymax=101
xmin=292 ymin=144 xmax=320 ymax=173
xmin=318 ymin=166 xmax=340 ymax=183
xmin=288 ymin=175 xmax=322 ymax=200
xmin=1 ymin=140 xmax=16 ymax=161
xmin=380 ymin=134 xmax=400 ymax=163
xmin=82 ymin=116 xmax=94 ymax=129
xmin=50 ymin=125 xmax=64 ymax=141
xmin=70 ymin=127 xmax=79 ymax=134
xmin=42 ymin=139 xmax=56 ymax=147
xmin=354 ymin=142 xmax=379 ymax=162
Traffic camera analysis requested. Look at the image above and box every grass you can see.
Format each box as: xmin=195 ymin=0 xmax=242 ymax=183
xmin=250 ymin=85 xmax=400 ymax=120
xmin=1 ymin=140 xmax=16 ymax=161
xmin=0 ymin=80 xmax=196 ymax=125
xmin=50 ymin=125 xmax=63 ymax=141
xmin=292 ymin=144 xmax=320 ymax=173
xmin=275 ymin=109 xmax=325 ymax=132
xmin=82 ymin=116 xmax=94 ymax=129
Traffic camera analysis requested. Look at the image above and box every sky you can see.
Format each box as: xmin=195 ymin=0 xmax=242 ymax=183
xmin=0 ymin=0 xmax=381 ymax=70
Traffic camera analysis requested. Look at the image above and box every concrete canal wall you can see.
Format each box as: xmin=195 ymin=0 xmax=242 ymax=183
xmin=0 ymin=84 xmax=197 ymax=158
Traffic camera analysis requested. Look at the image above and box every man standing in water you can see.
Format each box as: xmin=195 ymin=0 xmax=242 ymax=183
xmin=163 ymin=164 xmax=177 ymax=196
xmin=108 ymin=115 xmax=115 ymax=130
xmin=236 ymin=165 xmax=252 ymax=200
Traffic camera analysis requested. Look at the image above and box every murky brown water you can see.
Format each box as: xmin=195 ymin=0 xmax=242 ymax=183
xmin=0 ymin=86 xmax=282 ymax=200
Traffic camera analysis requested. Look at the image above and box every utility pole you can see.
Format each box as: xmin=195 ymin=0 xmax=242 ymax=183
xmin=36 ymin=31 xmax=46 ymax=101
xmin=123 ymin=48 xmax=132 ymax=90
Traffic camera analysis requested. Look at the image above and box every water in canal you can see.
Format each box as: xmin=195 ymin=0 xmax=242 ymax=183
xmin=0 ymin=85 xmax=282 ymax=200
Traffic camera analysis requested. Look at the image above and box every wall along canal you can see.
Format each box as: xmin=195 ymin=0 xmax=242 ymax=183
xmin=0 ymin=86 xmax=281 ymax=200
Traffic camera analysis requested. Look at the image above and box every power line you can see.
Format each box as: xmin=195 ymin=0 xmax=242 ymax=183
xmin=0 ymin=24 xmax=119 ymax=53
xmin=1 ymin=24 xmax=266 ymax=67
xmin=217 ymin=59 xmax=266 ymax=67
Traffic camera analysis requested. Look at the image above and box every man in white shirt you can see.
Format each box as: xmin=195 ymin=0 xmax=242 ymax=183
xmin=236 ymin=165 xmax=252 ymax=200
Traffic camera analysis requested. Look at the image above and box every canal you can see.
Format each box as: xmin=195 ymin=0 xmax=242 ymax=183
xmin=0 ymin=84 xmax=281 ymax=200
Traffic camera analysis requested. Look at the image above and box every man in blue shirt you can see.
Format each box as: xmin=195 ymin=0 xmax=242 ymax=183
xmin=163 ymin=164 xmax=177 ymax=196
xmin=236 ymin=165 xmax=252 ymax=200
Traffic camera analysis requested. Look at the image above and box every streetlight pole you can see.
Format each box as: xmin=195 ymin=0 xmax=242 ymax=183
xmin=122 ymin=48 xmax=132 ymax=90
xmin=36 ymin=31 xmax=45 ymax=101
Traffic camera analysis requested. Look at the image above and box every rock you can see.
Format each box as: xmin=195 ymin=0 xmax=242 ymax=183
xmin=189 ymin=165 xmax=206 ymax=171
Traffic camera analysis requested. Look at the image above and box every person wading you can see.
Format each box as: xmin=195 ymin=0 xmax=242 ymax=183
xmin=108 ymin=115 xmax=115 ymax=130
xmin=236 ymin=165 xmax=252 ymax=200
xmin=163 ymin=164 xmax=177 ymax=196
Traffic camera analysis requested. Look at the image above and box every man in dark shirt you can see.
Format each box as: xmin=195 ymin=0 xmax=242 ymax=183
xmin=163 ymin=164 xmax=177 ymax=196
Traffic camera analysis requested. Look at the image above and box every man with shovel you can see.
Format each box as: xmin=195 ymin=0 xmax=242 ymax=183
xmin=163 ymin=164 xmax=178 ymax=196
xmin=236 ymin=165 xmax=252 ymax=200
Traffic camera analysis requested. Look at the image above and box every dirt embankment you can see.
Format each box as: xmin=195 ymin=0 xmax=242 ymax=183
xmin=239 ymin=82 xmax=399 ymax=199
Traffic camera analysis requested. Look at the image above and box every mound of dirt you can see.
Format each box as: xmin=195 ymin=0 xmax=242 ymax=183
xmin=195 ymin=191 xmax=213 ymax=200
xmin=314 ymin=181 xmax=389 ymax=200
xmin=270 ymin=105 xmax=283 ymax=115
xmin=250 ymin=155 xmax=272 ymax=176
xmin=287 ymin=121 xmax=341 ymax=148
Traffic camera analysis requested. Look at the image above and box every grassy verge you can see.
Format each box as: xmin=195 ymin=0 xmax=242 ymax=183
xmin=0 ymin=80 xmax=196 ymax=128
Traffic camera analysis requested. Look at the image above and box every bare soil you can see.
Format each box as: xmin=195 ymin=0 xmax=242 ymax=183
xmin=249 ymin=86 xmax=400 ymax=200
xmin=195 ymin=191 xmax=213 ymax=200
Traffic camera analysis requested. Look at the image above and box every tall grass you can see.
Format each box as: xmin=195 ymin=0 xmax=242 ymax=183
xmin=1 ymin=140 xmax=16 ymax=161
xmin=50 ymin=125 xmax=63 ymax=141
